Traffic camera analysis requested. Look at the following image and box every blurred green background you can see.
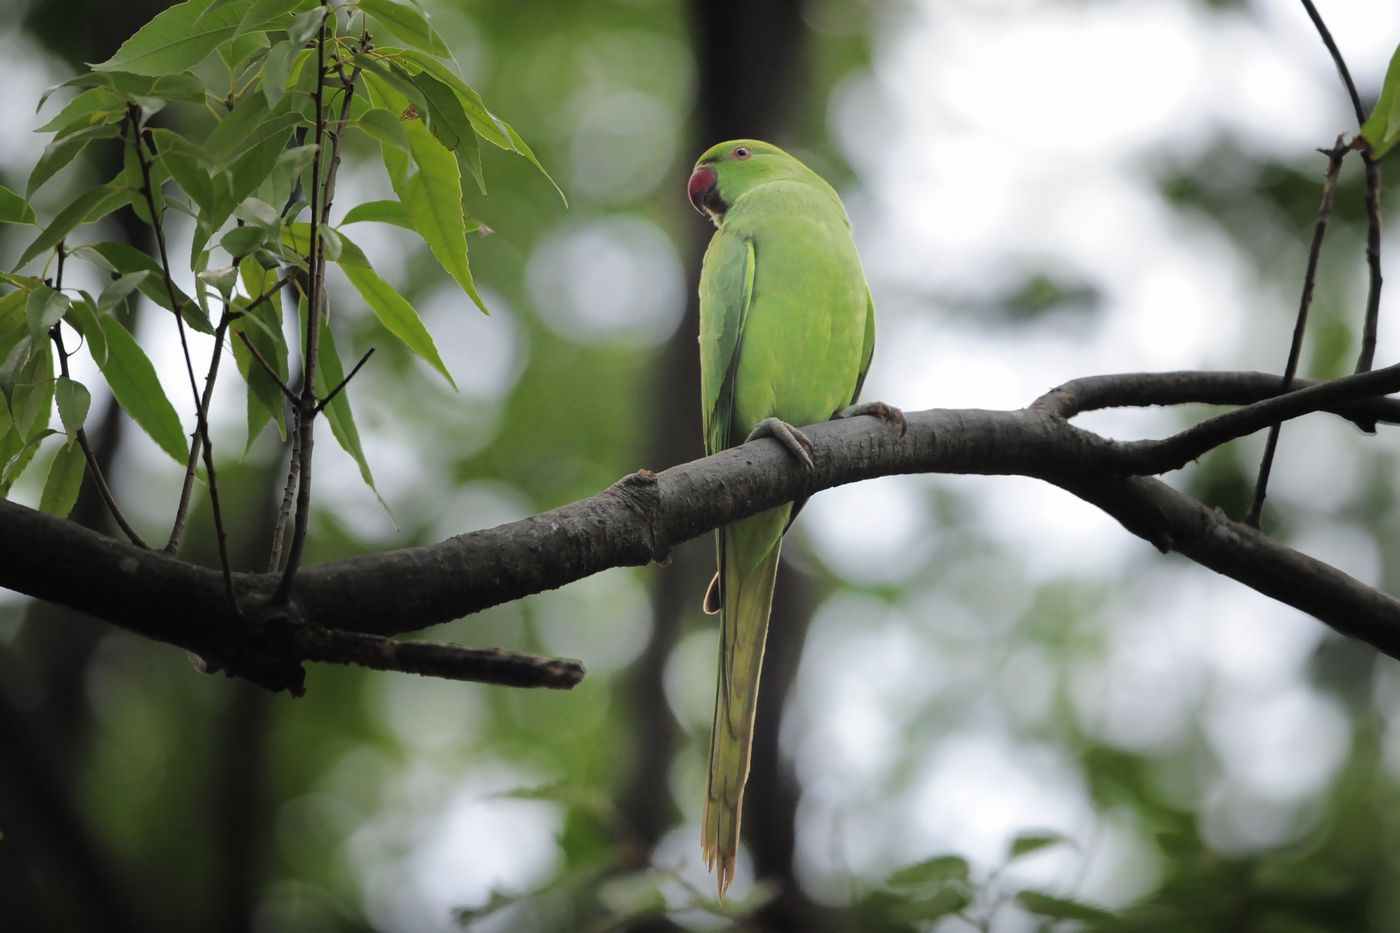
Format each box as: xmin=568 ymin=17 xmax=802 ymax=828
xmin=3 ymin=0 xmax=1400 ymax=930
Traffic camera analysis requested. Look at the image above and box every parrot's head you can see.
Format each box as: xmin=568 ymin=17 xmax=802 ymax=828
xmin=688 ymin=139 xmax=808 ymax=226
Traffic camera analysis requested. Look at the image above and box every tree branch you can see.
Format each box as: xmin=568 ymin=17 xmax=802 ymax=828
xmin=6 ymin=370 xmax=1400 ymax=693
xmin=1246 ymin=138 xmax=1346 ymax=526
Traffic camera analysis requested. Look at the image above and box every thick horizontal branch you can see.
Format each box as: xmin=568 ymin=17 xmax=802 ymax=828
xmin=3 ymin=369 xmax=1400 ymax=691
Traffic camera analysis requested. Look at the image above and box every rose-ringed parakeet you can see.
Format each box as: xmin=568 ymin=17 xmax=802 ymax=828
xmin=687 ymin=139 xmax=901 ymax=895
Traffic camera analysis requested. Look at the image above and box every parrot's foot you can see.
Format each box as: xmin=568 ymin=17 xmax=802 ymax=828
xmin=747 ymin=417 xmax=815 ymax=469
xmin=836 ymin=400 xmax=907 ymax=437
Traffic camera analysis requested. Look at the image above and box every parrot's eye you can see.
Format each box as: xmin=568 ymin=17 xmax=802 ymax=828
xmin=733 ymin=147 xmax=751 ymax=160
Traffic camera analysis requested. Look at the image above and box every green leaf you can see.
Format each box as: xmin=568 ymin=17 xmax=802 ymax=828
xmin=79 ymin=241 xmax=211 ymax=335
xmin=396 ymin=49 xmax=566 ymax=205
xmin=54 ymin=376 xmax=91 ymax=439
xmin=367 ymin=73 xmax=488 ymax=313
xmin=287 ymin=7 xmax=324 ymax=45
xmin=310 ymin=300 xmax=381 ymax=498
xmin=221 ymin=133 xmax=292 ymax=229
xmin=35 ymin=87 xmax=126 ymax=135
xmin=1015 ymin=891 xmax=1117 ymax=923
xmin=39 ymin=438 xmax=86 ymax=517
xmin=97 ymin=315 xmax=189 ymax=463
xmin=0 ymin=288 xmax=27 ymax=336
xmin=0 ymin=431 xmax=50 ymax=496
xmin=63 ymin=299 xmax=108 ymax=367
xmin=220 ymin=24 xmax=270 ymax=72
xmin=409 ymin=71 xmax=482 ymax=176
xmin=1361 ymin=43 xmax=1400 ymax=159
xmin=26 ymin=285 xmax=70 ymax=345
xmin=0 ymin=336 xmax=34 ymax=401
xmin=10 ymin=338 xmax=55 ymax=441
xmin=315 ymin=224 xmax=341 ymax=261
xmin=261 ymin=38 xmax=298 ymax=108
xmin=235 ymin=197 xmax=281 ymax=229
xmin=233 ymin=261 xmax=288 ymax=447
xmin=199 ymin=264 xmax=240 ymax=300
xmin=358 ymin=0 xmax=450 ymax=56
xmin=236 ymin=0 xmax=309 ymax=33
xmin=898 ymin=884 xmax=974 ymax=922
xmin=340 ymin=199 xmax=414 ymax=229
xmin=27 ymin=123 xmax=122 ymax=196
xmin=335 ymin=233 xmax=454 ymax=386
xmin=0 ymin=186 xmax=36 ymax=226
xmin=15 ymin=183 xmax=120 ymax=270
xmin=221 ymin=225 xmax=269 ymax=257
xmin=354 ymin=53 xmax=430 ymax=113
xmin=264 ymin=144 xmax=318 ymax=210
xmin=1007 ymin=830 xmax=1070 ymax=861
xmin=85 ymin=185 xmax=135 ymax=228
xmin=150 ymin=128 xmax=216 ymax=213
xmin=93 ymin=0 xmax=254 ymax=77
xmin=204 ymin=91 xmax=296 ymax=173
xmin=886 ymin=855 xmax=971 ymax=889
xmin=356 ymin=107 xmax=411 ymax=154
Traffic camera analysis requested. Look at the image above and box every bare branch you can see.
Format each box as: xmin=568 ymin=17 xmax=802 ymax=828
xmin=294 ymin=629 xmax=584 ymax=689
xmin=1298 ymin=0 xmax=1367 ymax=127
xmin=278 ymin=10 xmax=361 ymax=602
xmin=7 ymin=370 xmax=1400 ymax=693
xmin=236 ymin=331 xmax=298 ymax=403
xmin=1295 ymin=0 xmax=1384 ymax=376
xmin=313 ymin=347 xmax=373 ymax=414
xmin=1247 ymin=138 xmax=1347 ymax=526
xmin=1099 ymin=362 xmax=1400 ymax=474
xmin=1031 ymin=370 xmax=1400 ymax=425
xmin=1355 ymin=154 xmax=1384 ymax=374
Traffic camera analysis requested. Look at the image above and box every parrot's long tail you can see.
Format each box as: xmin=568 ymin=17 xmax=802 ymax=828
xmin=702 ymin=517 xmax=784 ymax=898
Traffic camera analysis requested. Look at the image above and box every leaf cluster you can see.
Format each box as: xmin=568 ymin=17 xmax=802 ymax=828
xmin=0 ymin=0 xmax=561 ymax=515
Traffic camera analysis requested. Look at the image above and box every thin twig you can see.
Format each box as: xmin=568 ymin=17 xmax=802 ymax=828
xmin=1297 ymin=0 xmax=1384 ymax=377
xmin=128 ymin=109 xmax=204 ymax=493
xmin=228 ymin=274 xmax=292 ymax=322
xmin=49 ymin=242 xmax=148 ymax=549
xmin=1030 ymin=370 xmax=1400 ymax=425
xmin=314 ymin=347 xmax=373 ymax=414
xmin=1354 ymin=154 xmax=1384 ymax=373
xmin=194 ymin=317 xmax=238 ymax=604
xmin=128 ymin=108 xmax=236 ymax=600
xmin=293 ymin=628 xmax=586 ymax=689
xmin=236 ymin=331 xmax=298 ymax=403
xmin=277 ymin=9 xmax=361 ymax=602
xmin=1245 ymin=138 xmax=1346 ymax=527
xmin=1298 ymin=0 xmax=1367 ymax=128
xmin=1110 ymin=360 xmax=1400 ymax=475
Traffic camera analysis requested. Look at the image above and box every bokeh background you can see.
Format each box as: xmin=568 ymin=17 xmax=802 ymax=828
xmin=3 ymin=0 xmax=1400 ymax=930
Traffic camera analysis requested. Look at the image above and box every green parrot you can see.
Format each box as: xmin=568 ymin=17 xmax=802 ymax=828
xmin=687 ymin=139 xmax=901 ymax=895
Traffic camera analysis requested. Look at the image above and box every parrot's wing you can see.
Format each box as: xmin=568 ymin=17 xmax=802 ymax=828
xmin=848 ymin=286 xmax=876 ymax=407
xmin=699 ymin=228 xmax=757 ymax=457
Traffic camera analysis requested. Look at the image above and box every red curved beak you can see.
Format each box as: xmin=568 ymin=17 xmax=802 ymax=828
xmin=688 ymin=164 xmax=718 ymax=215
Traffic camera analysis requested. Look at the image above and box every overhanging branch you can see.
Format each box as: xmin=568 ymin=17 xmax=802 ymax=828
xmin=3 ymin=368 xmax=1399 ymax=691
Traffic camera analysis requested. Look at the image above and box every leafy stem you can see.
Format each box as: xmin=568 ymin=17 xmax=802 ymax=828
xmin=49 ymin=241 xmax=148 ymax=549
xmin=275 ymin=7 xmax=362 ymax=601
xmin=127 ymin=106 xmax=236 ymax=608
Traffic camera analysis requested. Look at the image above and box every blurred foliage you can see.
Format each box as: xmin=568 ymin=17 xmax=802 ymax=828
xmin=2 ymin=2 xmax=1400 ymax=933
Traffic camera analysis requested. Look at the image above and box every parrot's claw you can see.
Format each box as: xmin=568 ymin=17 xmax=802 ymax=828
xmin=836 ymin=400 xmax=907 ymax=437
xmin=747 ymin=417 xmax=815 ymax=469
